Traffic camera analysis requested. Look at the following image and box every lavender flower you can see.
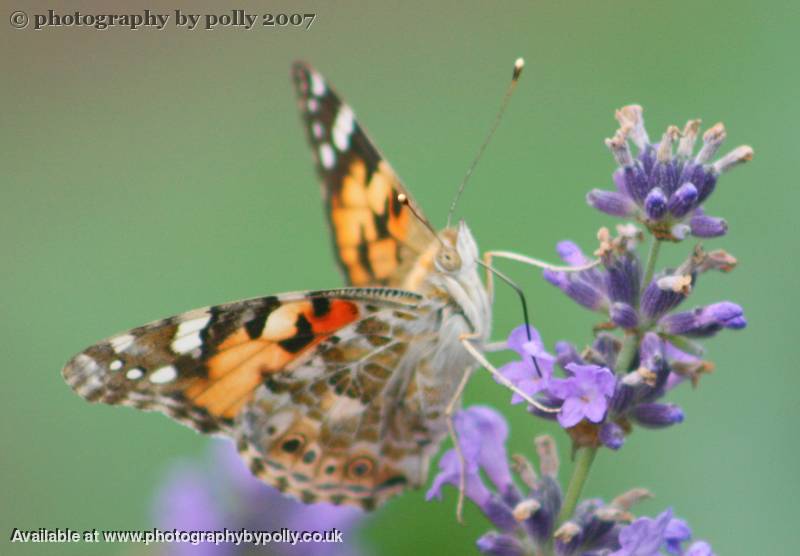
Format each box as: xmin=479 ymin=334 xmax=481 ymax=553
xmin=611 ymin=509 xmax=715 ymax=556
xmin=544 ymin=230 xmax=745 ymax=340
xmin=500 ymin=320 xmax=720 ymax=450
xmin=153 ymin=440 xmax=364 ymax=556
xmin=429 ymin=408 xmax=712 ymax=556
xmin=548 ymin=364 xmax=616 ymax=428
xmin=588 ymin=105 xmax=753 ymax=241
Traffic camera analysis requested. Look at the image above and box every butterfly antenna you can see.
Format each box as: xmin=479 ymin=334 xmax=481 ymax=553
xmin=477 ymin=259 xmax=544 ymax=378
xmin=446 ymin=58 xmax=525 ymax=228
xmin=398 ymin=193 xmax=444 ymax=246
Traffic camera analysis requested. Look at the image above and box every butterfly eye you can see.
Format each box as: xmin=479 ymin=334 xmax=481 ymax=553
xmin=436 ymin=247 xmax=462 ymax=272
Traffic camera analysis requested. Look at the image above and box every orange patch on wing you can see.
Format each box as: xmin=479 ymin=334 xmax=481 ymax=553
xmin=341 ymin=159 xmax=368 ymax=207
xmin=331 ymin=206 xmax=377 ymax=246
xmin=366 ymin=162 xmax=392 ymax=214
xmin=305 ymin=299 xmax=360 ymax=333
xmin=184 ymin=300 xmax=359 ymax=418
xmin=369 ymin=239 xmax=398 ymax=279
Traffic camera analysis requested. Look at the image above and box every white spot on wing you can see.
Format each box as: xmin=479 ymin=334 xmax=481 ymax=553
xmin=310 ymin=71 xmax=326 ymax=96
xmin=312 ymin=122 xmax=324 ymax=139
xmin=176 ymin=315 xmax=211 ymax=336
xmin=171 ymin=334 xmax=203 ymax=354
xmin=171 ymin=314 xmax=210 ymax=354
xmin=319 ymin=143 xmax=335 ymax=169
xmin=110 ymin=334 xmax=135 ymax=353
xmin=150 ymin=365 xmax=178 ymax=384
xmin=109 ymin=360 xmax=123 ymax=371
xmin=329 ymin=395 xmax=363 ymax=420
xmin=261 ymin=304 xmax=301 ymax=340
xmin=333 ymin=105 xmax=355 ymax=151
xmin=126 ymin=367 xmax=144 ymax=380
xmin=307 ymin=99 xmax=319 ymax=113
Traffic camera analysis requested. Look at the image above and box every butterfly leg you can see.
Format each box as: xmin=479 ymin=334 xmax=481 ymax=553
xmin=445 ymin=366 xmax=474 ymax=524
xmin=459 ymin=333 xmax=560 ymax=414
xmin=484 ymin=249 xmax=600 ymax=275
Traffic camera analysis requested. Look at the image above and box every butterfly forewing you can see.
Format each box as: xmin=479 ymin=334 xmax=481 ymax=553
xmin=292 ymin=62 xmax=435 ymax=288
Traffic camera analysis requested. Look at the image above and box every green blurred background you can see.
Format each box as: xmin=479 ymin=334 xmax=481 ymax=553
xmin=2 ymin=0 xmax=797 ymax=554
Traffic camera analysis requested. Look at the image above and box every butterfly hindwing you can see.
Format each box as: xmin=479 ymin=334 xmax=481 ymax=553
xmin=292 ymin=62 xmax=435 ymax=288
xmin=63 ymin=288 xmax=445 ymax=508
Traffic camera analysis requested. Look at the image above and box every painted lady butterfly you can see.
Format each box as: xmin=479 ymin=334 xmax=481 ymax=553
xmin=63 ymin=61 xmax=555 ymax=511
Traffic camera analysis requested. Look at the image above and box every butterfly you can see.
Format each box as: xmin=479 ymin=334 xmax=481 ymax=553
xmin=62 ymin=62 xmax=513 ymax=512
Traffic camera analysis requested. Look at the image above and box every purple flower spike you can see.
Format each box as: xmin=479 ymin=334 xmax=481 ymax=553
xmin=690 ymin=213 xmax=728 ymax=238
xmin=659 ymin=302 xmax=746 ymax=337
xmin=644 ymin=187 xmax=668 ymax=220
xmin=611 ymin=509 xmax=674 ymax=556
xmin=548 ymin=364 xmax=616 ymax=428
xmin=587 ymin=189 xmax=638 ymax=217
xmin=597 ymin=106 xmax=752 ymax=240
xmin=667 ymin=182 xmax=699 ymax=218
xmin=631 ymin=403 xmax=685 ymax=429
xmin=476 ymin=532 xmax=524 ymax=556
xmin=600 ymin=421 xmax=626 ymax=450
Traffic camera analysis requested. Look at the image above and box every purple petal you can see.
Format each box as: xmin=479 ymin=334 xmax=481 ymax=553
xmin=587 ymin=189 xmax=638 ymax=217
xmin=557 ymin=397 xmax=586 ymax=428
xmin=690 ymin=213 xmax=728 ymax=238
xmin=707 ymin=302 xmax=748 ymax=329
xmin=631 ymin=403 xmax=685 ymax=429
xmin=476 ymin=532 xmax=524 ymax=556
xmin=644 ymin=187 xmax=668 ymax=220
xmin=667 ymin=182 xmax=699 ymax=218
xmin=614 ymin=509 xmax=673 ymax=555
xmin=555 ymin=341 xmax=585 ymax=371
xmin=610 ymin=302 xmax=639 ymax=328
xmin=426 ymin=450 xmax=490 ymax=508
xmin=556 ymin=240 xmax=589 ymax=266
xmin=600 ymin=421 xmax=626 ymax=450
xmin=507 ymin=324 xmax=543 ymax=357
xmin=685 ymin=541 xmax=715 ymax=556
xmin=583 ymin=396 xmax=608 ymax=423
xmin=664 ymin=517 xmax=692 ymax=555
xmin=659 ymin=302 xmax=746 ymax=337
xmin=458 ymin=406 xmax=513 ymax=491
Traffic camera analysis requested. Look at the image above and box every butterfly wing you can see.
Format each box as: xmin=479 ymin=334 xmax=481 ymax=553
xmin=63 ymin=288 xmax=447 ymax=509
xmin=292 ymin=62 xmax=436 ymax=288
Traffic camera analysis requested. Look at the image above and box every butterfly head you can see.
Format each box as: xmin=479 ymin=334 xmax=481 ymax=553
xmin=435 ymin=220 xmax=479 ymax=276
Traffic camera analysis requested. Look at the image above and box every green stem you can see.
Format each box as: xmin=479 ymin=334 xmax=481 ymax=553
xmin=557 ymin=446 xmax=598 ymax=525
xmin=616 ymin=330 xmax=642 ymax=373
xmin=641 ymin=237 xmax=662 ymax=290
